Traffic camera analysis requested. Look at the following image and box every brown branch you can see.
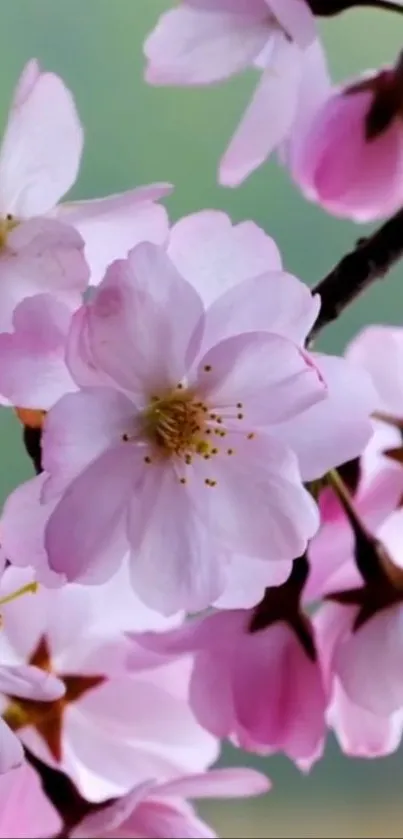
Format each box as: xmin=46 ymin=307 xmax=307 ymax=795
xmin=308 ymin=206 xmax=403 ymax=343
xmin=309 ymin=0 xmax=403 ymax=16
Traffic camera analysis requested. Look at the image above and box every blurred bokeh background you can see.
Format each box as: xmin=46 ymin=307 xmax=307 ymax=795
xmin=0 ymin=2 xmax=403 ymax=836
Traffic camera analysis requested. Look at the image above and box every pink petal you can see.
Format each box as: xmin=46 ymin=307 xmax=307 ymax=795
xmin=0 ymin=763 xmax=62 ymax=837
xmin=159 ymin=767 xmax=270 ymax=799
xmin=45 ymin=444 xmax=133 ymax=583
xmin=70 ymin=782 xmax=153 ymax=838
xmin=271 ymin=353 xmax=377 ymax=481
xmin=0 ymin=218 xmax=88 ymax=333
xmin=0 ymin=663 xmax=64 ymax=701
xmin=215 ymin=553 xmax=291 ymax=610
xmin=233 ymin=623 xmax=326 ymax=762
xmin=144 ymin=1 xmax=270 ymax=86
xmin=201 ymin=271 xmax=320 ymax=353
xmin=42 ymin=387 xmax=135 ymax=500
xmin=195 ymin=332 xmax=326 ymax=426
xmin=168 ymin=210 xmax=281 ymax=308
xmin=0 ymin=294 xmax=75 ymax=409
xmin=56 ymin=184 xmax=172 ymax=286
xmin=1 ymin=475 xmax=63 ymax=588
xmin=80 ymin=243 xmax=204 ymax=397
xmin=329 ymin=682 xmax=403 ymax=759
xmin=335 ymin=606 xmax=403 ymax=715
xmin=128 ymin=462 xmax=224 ymax=614
xmin=11 ymin=59 xmax=41 ymax=109
xmin=190 ymin=433 xmax=319 ymax=561
xmin=346 ymin=325 xmax=403 ymax=416
xmin=0 ymin=65 xmax=83 ymax=216
xmin=0 ymin=720 xmax=24 ymax=774
xmin=266 ymin=0 xmax=316 ymax=48
xmin=220 ymin=35 xmax=301 ymax=185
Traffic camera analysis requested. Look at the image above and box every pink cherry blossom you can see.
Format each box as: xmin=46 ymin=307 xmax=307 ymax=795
xmin=38 ymin=240 xmax=330 ymax=613
xmin=131 ymin=608 xmax=327 ymax=768
xmin=0 ymin=59 xmax=170 ymax=287
xmin=0 ymin=566 xmax=217 ymax=802
xmin=72 ymin=768 xmax=269 ymax=839
xmin=288 ymin=62 xmax=403 ymax=221
xmin=0 ymin=763 xmax=61 ymax=838
xmin=144 ymin=2 xmax=329 ymax=185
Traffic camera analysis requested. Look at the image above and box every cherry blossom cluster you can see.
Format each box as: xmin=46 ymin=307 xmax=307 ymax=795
xmin=0 ymin=1 xmax=403 ymax=836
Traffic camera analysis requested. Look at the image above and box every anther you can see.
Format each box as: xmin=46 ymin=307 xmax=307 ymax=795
xmin=247 ymin=432 xmax=255 ymax=440
xmin=237 ymin=413 xmax=244 ymax=420
xmin=211 ymin=448 xmax=218 ymax=455
xmin=179 ymin=477 xmax=187 ymax=484
xmin=144 ymin=455 xmax=152 ymax=464
xmin=236 ymin=402 xmax=243 ymax=409
xmin=122 ymin=433 xmax=129 ymax=442
xmin=204 ymin=365 xmax=212 ymax=372
xmin=227 ymin=448 xmax=234 ymax=455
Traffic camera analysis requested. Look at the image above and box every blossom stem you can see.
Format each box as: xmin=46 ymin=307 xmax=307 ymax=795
xmin=308 ymin=206 xmax=403 ymax=342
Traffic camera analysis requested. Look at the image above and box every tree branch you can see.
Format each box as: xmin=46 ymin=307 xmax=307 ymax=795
xmin=308 ymin=206 xmax=403 ymax=342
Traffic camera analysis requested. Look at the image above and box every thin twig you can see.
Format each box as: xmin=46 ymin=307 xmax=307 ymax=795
xmin=308 ymin=206 xmax=403 ymax=342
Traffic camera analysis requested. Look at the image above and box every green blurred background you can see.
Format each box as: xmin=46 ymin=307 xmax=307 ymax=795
xmin=1 ymin=2 xmax=403 ymax=836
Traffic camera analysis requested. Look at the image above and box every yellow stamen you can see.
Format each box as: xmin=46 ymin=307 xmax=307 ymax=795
xmin=0 ymin=582 xmax=38 ymax=608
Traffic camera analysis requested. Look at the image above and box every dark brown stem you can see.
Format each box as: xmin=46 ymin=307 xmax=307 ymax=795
xmin=308 ymin=207 xmax=403 ymax=342
xmin=309 ymin=0 xmax=403 ymax=16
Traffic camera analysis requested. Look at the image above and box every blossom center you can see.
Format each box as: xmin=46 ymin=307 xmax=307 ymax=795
xmin=142 ymin=389 xmax=208 ymax=456
xmin=0 ymin=213 xmax=18 ymax=249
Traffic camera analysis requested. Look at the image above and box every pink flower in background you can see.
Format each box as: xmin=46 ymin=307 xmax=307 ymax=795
xmin=0 ymin=294 xmax=76 ymax=410
xmin=72 ymin=768 xmax=269 ymax=839
xmin=0 ymin=567 xmax=217 ymax=802
xmin=144 ymin=1 xmax=328 ymax=185
xmin=0 ymin=763 xmax=61 ymax=838
xmin=288 ymin=60 xmax=403 ymax=221
xmin=38 ymin=240 xmax=327 ymax=614
xmin=307 ymin=459 xmax=403 ymax=601
xmin=316 ymin=600 xmax=403 ymax=758
xmin=0 ymin=59 xmax=170 ymax=289
xmin=131 ymin=608 xmax=327 ymax=768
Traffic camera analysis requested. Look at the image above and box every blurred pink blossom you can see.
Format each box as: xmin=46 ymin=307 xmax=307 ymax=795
xmin=0 ymin=763 xmax=61 ymax=838
xmin=72 ymin=768 xmax=269 ymax=839
xmin=144 ymin=1 xmax=329 ymax=185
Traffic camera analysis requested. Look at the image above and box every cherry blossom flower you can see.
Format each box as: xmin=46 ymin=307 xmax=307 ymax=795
xmin=38 ymin=241 xmax=329 ymax=613
xmin=72 ymin=768 xmax=269 ymax=839
xmin=129 ymin=603 xmax=327 ymax=769
xmin=144 ymin=1 xmax=330 ymax=185
xmin=0 ymin=567 xmax=217 ymax=802
xmin=0 ymin=59 xmax=170 ymax=289
xmin=288 ymin=56 xmax=403 ymax=221
xmin=0 ymin=763 xmax=61 ymax=838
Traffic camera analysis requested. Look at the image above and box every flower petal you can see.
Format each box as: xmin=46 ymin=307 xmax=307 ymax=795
xmin=82 ymin=243 xmax=204 ymax=396
xmin=0 ymin=720 xmax=24 ymax=774
xmin=195 ymin=332 xmax=326 ymax=426
xmin=168 ymin=210 xmax=281 ymax=308
xmin=0 ymin=294 xmax=75 ymax=409
xmin=128 ymin=463 xmax=224 ymax=614
xmin=0 ymin=763 xmax=62 ymax=835
xmin=144 ymin=1 xmax=270 ymax=86
xmin=201 ymin=272 xmax=320 ymax=353
xmin=271 ymin=353 xmax=377 ymax=481
xmin=42 ymin=387 xmax=135 ymax=500
xmin=0 ymin=64 xmax=83 ymax=216
xmin=220 ymin=35 xmax=301 ymax=185
xmin=56 ymin=184 xmax=172 ymax=286
xmin=0 ymin=663 xmax=64 ymax=701
xmin=45 ymin=444 xmax=133 ymax=583
xmin=190 ymin=433 xmax=319 ymax=561
xmin=158 ymin=767 xmax=270 ymax=799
